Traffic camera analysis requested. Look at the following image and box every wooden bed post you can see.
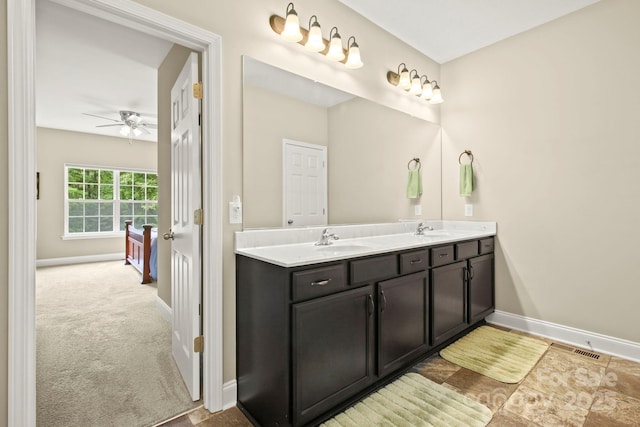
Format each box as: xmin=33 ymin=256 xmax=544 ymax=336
xmin=141 ymin=224 xmax=153 ymax=284
xmin=124 ymin=220 xmax=132 ymax=265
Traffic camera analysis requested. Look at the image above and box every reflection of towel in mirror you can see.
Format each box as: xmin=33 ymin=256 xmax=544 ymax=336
xmin=459 ymin=164 xmax=474 ymax=197
xmin=406 ymin=169 xmax=423 ymax=199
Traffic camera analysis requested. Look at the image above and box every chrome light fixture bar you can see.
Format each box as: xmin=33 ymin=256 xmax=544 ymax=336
xmin=270 ymin=2 xmax=363 ymax=69
xmin=387 ymin=64 xmax=444 ymax=104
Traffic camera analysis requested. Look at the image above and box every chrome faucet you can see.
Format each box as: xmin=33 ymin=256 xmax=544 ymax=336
xmin=415 ymin=222 xmax=434 ymax=235
xmin=315 ymin=228 xmax=339 ymax=246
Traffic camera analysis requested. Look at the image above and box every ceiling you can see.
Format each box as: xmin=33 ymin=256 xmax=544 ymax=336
xmin=36 ymin=0 xmax=600 ymax=141
xmin=36 ymin=0 xmax=172 ymax=142
xmin=339 ymin=0 xmax=600 ymax=63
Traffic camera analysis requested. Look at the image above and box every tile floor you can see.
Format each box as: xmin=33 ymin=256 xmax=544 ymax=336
xmin=159 ymin=327 xmax=640 ymax=426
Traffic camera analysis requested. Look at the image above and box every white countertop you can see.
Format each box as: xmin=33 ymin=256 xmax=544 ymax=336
xmin=235 ymin=221 xmax=496 ymax=268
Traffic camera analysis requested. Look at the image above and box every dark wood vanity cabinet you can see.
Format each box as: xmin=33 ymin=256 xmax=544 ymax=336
xmin=293 ymin=285 xmax=375 ymax=425
xmin=237 ymin=236 xmax=494 ymax=427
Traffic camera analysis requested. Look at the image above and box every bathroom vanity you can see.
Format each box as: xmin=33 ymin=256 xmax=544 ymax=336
xmin=235 ymin=221 xmax=496 ymax=426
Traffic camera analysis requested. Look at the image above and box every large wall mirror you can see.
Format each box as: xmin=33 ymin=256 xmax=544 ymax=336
xmin=242 ymin=56 xmax=442 ymax=229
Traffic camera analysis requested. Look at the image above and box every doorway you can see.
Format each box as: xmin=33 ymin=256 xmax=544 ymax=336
xmin=7 ymin=0 xmax=224 ymax=425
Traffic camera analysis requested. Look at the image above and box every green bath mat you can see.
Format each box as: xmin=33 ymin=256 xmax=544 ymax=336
xmin=320 ymin=372 xmax=493 ymax=427
xmin=440 ymin=325 xmax=550 ymax=383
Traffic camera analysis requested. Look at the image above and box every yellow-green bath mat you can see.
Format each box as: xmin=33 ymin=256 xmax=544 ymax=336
xmin=320 ymin=372 xmax=492 ymax=427
xmin=440 ymin=325 xmax=550 ymax=383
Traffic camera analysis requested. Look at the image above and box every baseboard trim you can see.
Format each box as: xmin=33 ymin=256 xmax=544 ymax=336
xmin=36 ymin=253 xmax=123 ymax=268
xmin=155 ymin=296 xmax=172 ymax=323
xmin=487 ymin=310 xmax=640 ymax=363
xmin=222 ymin=380 xmax=237 ymax=410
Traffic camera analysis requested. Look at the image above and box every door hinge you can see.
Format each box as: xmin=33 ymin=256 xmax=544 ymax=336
xmin=194 ymin=208 xmax=203 ymax=225
xmin=193 ymin=82 xmax=203 ymax=99
xmin=194 ymin=335 xmax=204 ymax=353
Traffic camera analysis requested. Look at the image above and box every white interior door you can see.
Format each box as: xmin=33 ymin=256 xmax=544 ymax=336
xmin=169 ymin=52 xmax=202 ymax=401
xmin=283 ymin=139 xmax=327 ymax=227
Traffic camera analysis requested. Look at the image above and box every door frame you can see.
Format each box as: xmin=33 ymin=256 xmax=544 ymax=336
xmin=282 ymin=139 xmax=328 ymax=227
xmin=7 ymin=0 xmax=224 ymax=425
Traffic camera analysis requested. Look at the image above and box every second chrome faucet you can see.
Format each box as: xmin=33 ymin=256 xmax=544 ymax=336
xmin=315 ymin=228 xmax=339 ymax=246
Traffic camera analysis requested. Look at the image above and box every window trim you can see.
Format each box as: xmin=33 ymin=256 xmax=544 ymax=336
xmin=63 ymin=164 xmax=158 ymax=238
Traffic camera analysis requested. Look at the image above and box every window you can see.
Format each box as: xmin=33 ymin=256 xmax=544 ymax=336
xmin=65 ymin=165 xmax=158 ymax=236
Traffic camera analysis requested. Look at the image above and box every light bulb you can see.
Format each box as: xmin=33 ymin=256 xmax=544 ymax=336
xmin=132 ymin=127 xmax=143 ymax=137
xmin=120 ymin=126 xmax=130 ymax=137
xmin=398 ymin=65 xmax=410 ymax=90
xmin=345 ymin=37 xmax=363 ymax=69
xmin=281 ymin=3 xmax=302 ymax=42
xmin=305 ymin=16 xmax=325 ymax=52
xmin=420 ymin=80 xmax=433 ymax=100
xmin=429 ymin=83 xmax=443 ymax=104
xmin=326 ymin=27 xmax=345 ymax=61
xmin=408 ymin=72 xmax=422 ymax=95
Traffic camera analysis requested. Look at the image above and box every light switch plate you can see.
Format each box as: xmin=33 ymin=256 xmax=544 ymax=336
xmin=229 ymin=202 xmax=242 ymax=224
xmin=414 ymin=205 xmax=422 ymax=216
xmin=464 ymin=204 xmax=473 ymax=217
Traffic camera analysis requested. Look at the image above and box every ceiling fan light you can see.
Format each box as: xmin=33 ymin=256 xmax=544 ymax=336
xmin=132 ymin=127 xmax=143 ymax=137
xmin=119 ymin=125 xmax=130 ymax=137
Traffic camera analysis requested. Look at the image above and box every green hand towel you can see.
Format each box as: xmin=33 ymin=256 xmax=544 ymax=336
xmin=459 ymin=163 xmax=474 ymax=197
xmin=406 ymin=169 xmax=423 ymax=199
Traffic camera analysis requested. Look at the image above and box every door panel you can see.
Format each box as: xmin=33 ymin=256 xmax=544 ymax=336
xmin=170 ymin=52 xmax=201 ymax=401
xmin=431 ymin=261 xmax=467 ymax=346
xmin=468 ymin=254 xmax=495 ymax=324
xmin=284 ymin=140 xmax=327 ymax=227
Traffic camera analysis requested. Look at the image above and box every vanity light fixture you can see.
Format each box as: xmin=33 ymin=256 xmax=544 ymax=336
xmin=305 ymin=15 xmax=325 ymax=52
xmin=269 ymin=3 xmax=363 ymax=69
xmin=326 ymin=27 xmax=345 ymax=61
xmin=281 ymin=3 xmax=303 ymax=42
xmin=387 ymin=63 xmax=444 ymax=104
xmin=345 ymin=36 xmax=363 ymax=69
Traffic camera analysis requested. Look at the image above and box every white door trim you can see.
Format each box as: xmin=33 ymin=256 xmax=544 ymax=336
xmin=7 ymin=0 xmax=224 ymax=425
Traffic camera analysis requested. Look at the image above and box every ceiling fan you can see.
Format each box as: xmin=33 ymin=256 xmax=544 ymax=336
xmin=83 ymin=110 xmax=157 ymax=138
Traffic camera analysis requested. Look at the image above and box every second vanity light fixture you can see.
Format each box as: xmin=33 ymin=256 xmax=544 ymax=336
xmin=270 ymin=3 xmax=363 ymax=69
xmin=387 ymin=63 xmax=443 ymax=104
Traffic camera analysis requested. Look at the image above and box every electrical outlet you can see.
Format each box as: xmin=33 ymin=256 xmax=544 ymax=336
xmin=464 ymin=204 xmax=473 ymax=217
xmin=414 ymin=205 xmax=422 ymax=216
xmin=229 ymin=202 xmax=242 ymax=224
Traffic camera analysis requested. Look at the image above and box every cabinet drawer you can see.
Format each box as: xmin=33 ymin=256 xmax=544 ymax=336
xmin=479 ymin=238 xmax=494 ymax=254
xmin=431 ymin=245 xmax=454 ymax=267
xmin=350 ymin=255 xmax=398 ymax=284
xmin=292 ymin=264 xmax=347 ymax=301
xmin=456 ymin=241 xmax=479 ymax=260
xmin=400 ymin=250 xmax=429 ymax=275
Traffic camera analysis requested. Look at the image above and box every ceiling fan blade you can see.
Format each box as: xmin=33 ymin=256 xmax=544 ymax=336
xmin=95 ymin=124 xmax=123 ymax=128
xmin=138 ymin=126 xmax=151 ymax=134
xmin=142 ymin=123 xmax=158 ymax=129
xmin=82 ymin=112 xmax=121 ymax=123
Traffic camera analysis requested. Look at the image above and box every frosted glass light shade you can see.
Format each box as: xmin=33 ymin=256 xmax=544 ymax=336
xmin=345 ymin=41 xmax=363 ymax=69
xmin=327 ymin=34 xmax=345 ymax=61
xmin=420 ymin=83 xmax=433 ymax=100
xmin=282 ymin=9 xmax=302 ymax=42
xmin=305 ymin=23 xmax=325 ymax=52
xmin=398 ymin=68 xmax=410 ymax=89
xmin=429 ymin=86 xmax=443 ymax=104
xmin=120 ymin=126 xmax=130 ymax=137
xmin=408 ymin=76 xmax=422 ymax=95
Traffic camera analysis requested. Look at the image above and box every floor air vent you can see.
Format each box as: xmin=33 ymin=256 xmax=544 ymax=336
xmin=573 ymin=348 xmax=601 ymax=360
xmin=551 ymin=343 xmax=602 ymax=360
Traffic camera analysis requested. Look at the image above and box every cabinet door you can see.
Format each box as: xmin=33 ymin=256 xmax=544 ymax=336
xmin=378 ymin=272 xmax=429 ymax=376
xmin=292 ymin=285 xmax=375 ymax=426
xmin=468 ymin=254 xmax=495 ymax=324
xmin=431 ymin=261 xmax=467 ymax=346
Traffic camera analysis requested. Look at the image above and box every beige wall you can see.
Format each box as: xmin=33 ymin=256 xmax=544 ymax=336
xmin=243 ymin=84 xmax=329 ymax=228
xmin=1 ymin=0 xmax=8 ymax=423
xmin=441 ymin=0 xmax=640 ymax=342
xmin=328 ymin=97 xmax=442 ymax=224
xmin=156 ymin=44 xmax=196 ymax=307
xmin=36 ymin=128 xmax=157 ymax=260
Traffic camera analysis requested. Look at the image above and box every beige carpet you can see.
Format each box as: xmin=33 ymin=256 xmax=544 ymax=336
xmin=440 ymin=326 xmax=550 ymax=383
xmin=36 ymin=261 xmax=199 ymax=427
xmin=321 ymin=373 xmax=493 ymax=427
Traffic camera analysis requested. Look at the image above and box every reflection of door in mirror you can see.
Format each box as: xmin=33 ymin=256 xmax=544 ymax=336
xmin=283 ymin=139 xmax=327 ymax=227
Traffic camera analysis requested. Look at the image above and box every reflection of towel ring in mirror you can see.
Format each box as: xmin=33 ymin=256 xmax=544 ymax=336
xmin=408 ymin=157 xmax=421 ymax=171
xmin=458 ymin=150 xmax=474 ymax=165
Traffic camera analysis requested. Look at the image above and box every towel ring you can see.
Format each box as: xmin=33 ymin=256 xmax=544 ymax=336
xmin=407 ymin=157 xmax=421 ymax=171
xmin=458 ymin=150 xmax=474 ymax=165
